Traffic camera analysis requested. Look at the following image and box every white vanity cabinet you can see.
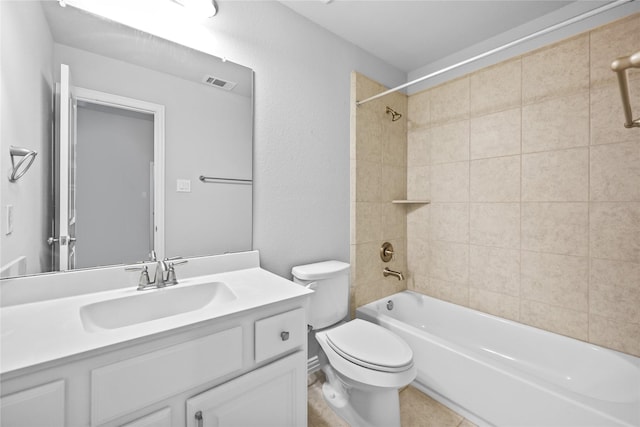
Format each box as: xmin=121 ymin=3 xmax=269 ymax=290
xmin=0 ymin=300 xmax=309 ymax=427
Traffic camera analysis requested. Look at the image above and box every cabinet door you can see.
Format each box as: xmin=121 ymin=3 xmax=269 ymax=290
xmin=120 ymin=407 xmax=171 ymax=427
xmin=0 ymin=380 xmax=65 ymax=427
xmin=186 ymin=351 xmax=306 ymax=427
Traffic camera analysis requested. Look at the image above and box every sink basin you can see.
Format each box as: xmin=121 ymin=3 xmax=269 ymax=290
xmin=80 ymin=282 xmax=236 ymax=332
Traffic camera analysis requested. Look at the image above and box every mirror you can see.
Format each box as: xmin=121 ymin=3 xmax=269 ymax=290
xmin=0 ymin=1 xmax=254 ymax=278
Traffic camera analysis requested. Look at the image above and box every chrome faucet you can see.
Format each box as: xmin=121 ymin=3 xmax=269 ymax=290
xmin=126 ymin=257 xmax=188 ymax=290
xmin=383 ymin=267 xmax=404 ymax=281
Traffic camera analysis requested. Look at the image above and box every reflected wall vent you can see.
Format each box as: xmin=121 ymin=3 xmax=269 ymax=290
xmin=201 ymin=75 xmax=237 ymax=91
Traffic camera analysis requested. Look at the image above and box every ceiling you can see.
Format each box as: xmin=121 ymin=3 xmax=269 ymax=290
xmin=281 ymin=0 xmax=592 ymax=73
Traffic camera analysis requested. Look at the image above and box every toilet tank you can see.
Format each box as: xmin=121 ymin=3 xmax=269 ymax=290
xmin=291 ymin=260 xmax=350 ymax=330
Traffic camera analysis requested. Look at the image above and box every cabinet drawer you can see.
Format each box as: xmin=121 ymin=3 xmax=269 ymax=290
xmin=91 ymin=327 xmax=242 ymax=426
xmin=255 ymin=308 xmax=305 ymax=363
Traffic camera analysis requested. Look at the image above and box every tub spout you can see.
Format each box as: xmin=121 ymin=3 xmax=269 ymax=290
xmin=383 ymin=267 xmax=404 ymax=281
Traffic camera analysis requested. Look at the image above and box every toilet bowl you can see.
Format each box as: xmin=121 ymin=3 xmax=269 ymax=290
xmin=315 ymin=319 xmax=417 ymax=427
xmin=291 ymin=261 xmax=416 ymax=427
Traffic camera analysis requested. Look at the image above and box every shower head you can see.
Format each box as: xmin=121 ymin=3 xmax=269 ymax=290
xmin=386 ymin=106 xmax=402 ymax=121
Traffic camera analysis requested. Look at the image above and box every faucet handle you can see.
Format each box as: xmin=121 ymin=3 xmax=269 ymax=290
xmin=165 ymin=259 xmax=188 ymax=286
xmin=125 ymin=265 xmax=154 ymax=290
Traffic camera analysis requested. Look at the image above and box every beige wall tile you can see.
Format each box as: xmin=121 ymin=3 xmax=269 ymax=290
xmin=425 ymin=278 xmax=469 ymax=306
xmin=590 ymin=140 xmax=640 ymax=202
xmin=383 ymin=125 xmax=407 ymax=169
xmin=409 ymin=272 xmax=429 ymax=294
xmin=354 ymin=202 xmax=383 ymax=244
xmin=521 ymin=202 xmax=589 ymax=256
xmin=522 ymin=34 xmax=589 ymax=104
xmin=407 ymin=233 xmax=429 ymax=276
xmin=470 ymin=203 xmax=520 ymax=249
xmin=429 ymin=241 xmax=469 ymax=284
xmin=521 ymin=251 xmax=588 ymax=311
xmin=430 ymin=121 xmax=470 ymax=164
xmin=355 ymin=103 xmax=383 ymax=163
xmin=522 ymin=92 xmax=589 ymax=153
xmin=381 ymin=164 xmax=406 ymax=201
xmin=590 ymin=259 xmax=640 ymax=323
xmin=407 ymin=165 xmax=430 ymax=200
xmin=520 ymin=299 xmax=588 ymax=341
xmin=470 ymin=108 xmax=521 ymax=159
xmin=355 ymin=160 xmax=382 ymax=202
xmin=590 ymin=202 xmax=640 ymax=262
xmin=430 ymin=161 xmax=469 ymax=202
xmin=407 ymin=204 xmax=430 ymax=235
xmin=408 ymin=89 xmax=430 ymax=130
xmin=355 ymin=71 xmax=387 ymax=100
xmin=590 ymin=13 xmax=640 ymax=87
xmin=591 ymin=80 xmax=640 ymax=146
xmin=430 ymin=77 xmax=469 ymax=126
xmin=589 ymin=315 xmax=640 ymax=357
xmin=470 ymin=58 xmax=522 ymax=117
xmin=590 ymin=258 xmax=640 ymax=294
xmin=408 ymin=128 xmax=430 ymax=167
xmin=469 ymin=288 xmax=520 ymax=321
xmin=383 ymin=203 xmax=406 ymax=241
xmin=430 ymin=203 xmax=469 ymax=243
xmin=470 ymin=155 xmax=520 ymax=202
xmin=353 ymin=241 xmax=383 ymax=285
xmin=522 ymin=148 xmax=589 ymax=202
xmin=469 ymin=245 xmax=520 ymax=296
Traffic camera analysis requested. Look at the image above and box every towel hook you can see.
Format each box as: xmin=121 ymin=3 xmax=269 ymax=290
xmin=8 ymin=146 xmax=38 ymax=182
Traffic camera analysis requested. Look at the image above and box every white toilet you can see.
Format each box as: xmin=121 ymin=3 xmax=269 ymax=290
xmin=292 ymin=260 xmax=416 ymax=427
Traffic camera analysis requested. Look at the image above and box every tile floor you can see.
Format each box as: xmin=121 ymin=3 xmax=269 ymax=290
xmin=307 ymin=372 xmax=477 ymax=427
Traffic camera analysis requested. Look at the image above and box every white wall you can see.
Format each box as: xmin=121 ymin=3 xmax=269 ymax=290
xmin=0 ymin=2 xmax=54 ymax=275
xmin=66 ymin=0 xmax=407 ymax=278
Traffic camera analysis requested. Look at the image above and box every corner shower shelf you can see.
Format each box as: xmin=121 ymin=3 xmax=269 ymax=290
xmin=391 ymin=200 xmax=430 ymax=204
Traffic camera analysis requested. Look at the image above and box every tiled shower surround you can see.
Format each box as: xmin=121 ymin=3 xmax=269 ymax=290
xmin=351 ymin=13 xmax=639 ymax=357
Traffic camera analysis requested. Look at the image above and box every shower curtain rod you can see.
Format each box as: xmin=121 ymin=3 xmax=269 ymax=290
xmin=356 ymin=0 xmax=634 ymax=106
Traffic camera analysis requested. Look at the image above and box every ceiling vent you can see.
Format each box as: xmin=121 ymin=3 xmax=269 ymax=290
xmin=201 ymin=75 xmax=237 ymax=91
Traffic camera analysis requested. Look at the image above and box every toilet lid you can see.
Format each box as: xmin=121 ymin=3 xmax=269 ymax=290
xmin=326 ymin=319 xmax=413 ymax=373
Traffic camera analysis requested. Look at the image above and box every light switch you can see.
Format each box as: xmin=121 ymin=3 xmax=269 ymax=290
xmin=176 ymin=179 xmax=191 ymax=193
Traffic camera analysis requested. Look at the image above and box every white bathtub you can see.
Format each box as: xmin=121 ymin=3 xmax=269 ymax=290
xmin=356 ymin=291 xmax=640 ymax=427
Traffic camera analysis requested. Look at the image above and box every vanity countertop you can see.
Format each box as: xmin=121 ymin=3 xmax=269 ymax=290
xmin=0 ymin=266 xmax=312 ymax=376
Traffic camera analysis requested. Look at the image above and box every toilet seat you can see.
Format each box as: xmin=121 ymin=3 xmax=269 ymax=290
xmin=326 ymin=319 xmax=413 ymax=373
xmin=315 ymin=320 xmax=417 ymax=389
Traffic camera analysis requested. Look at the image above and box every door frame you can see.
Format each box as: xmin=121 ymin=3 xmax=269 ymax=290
xmin=71 ymin=86 xmax=166 ymax=264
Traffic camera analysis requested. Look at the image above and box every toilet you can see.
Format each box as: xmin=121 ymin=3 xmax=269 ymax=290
xmin=292 ymin=260 xmax=416 ymax=427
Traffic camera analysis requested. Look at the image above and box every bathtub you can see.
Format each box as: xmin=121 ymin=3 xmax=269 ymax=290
xmin=356 ymin=291 xmax=640 ymax=427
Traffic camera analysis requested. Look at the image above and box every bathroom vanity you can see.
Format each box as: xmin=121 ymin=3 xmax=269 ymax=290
xmin=0 ymin=251 xmax=311 ymax=427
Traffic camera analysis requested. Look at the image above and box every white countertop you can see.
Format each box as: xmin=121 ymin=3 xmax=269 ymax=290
xmin=1 ymin=267 xmax=311 ymax=376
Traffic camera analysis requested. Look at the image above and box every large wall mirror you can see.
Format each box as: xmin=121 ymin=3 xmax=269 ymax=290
xmin=0 ymin=1 xmax=254 ymax=278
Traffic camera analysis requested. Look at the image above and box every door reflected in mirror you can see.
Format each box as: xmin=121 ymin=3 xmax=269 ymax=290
xmin=0 ymin=1 xmax=253 ymax=278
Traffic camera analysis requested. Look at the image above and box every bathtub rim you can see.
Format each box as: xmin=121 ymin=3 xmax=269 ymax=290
xmin=356 ymin=290 xmax=640 ymax=427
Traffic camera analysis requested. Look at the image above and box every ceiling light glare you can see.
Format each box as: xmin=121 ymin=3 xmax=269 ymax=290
xmin=172 ymin=0 xmax=217 ymax=18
